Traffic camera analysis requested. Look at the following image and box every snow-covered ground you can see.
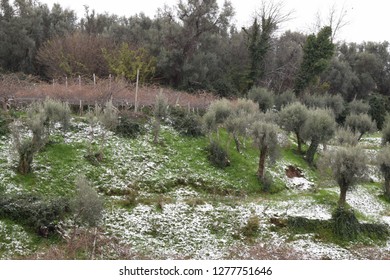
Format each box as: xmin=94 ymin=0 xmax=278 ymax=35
xmin=1 ymin=120 xmax=390 ymax=259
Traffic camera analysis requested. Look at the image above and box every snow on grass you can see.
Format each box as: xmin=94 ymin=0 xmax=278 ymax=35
xmin=0 ymin=220 xmax=35 ymax=259
xmin=289 ymin=235 xmax=357 ymax=260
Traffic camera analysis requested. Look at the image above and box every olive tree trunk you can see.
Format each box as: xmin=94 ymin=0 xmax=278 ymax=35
xmin=306 ymin=140 xmax=319 ymax=165
xmin=257 ymin=144 xmax=268 ymax=180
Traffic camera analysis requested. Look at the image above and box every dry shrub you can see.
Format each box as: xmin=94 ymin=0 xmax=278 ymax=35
xmin=6 ymin=78 xmax=216 ymax=110
xmin=25 ymin=228 xmax=146 ymax=260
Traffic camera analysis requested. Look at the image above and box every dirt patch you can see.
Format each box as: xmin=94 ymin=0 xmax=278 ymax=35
xmin=285 ymin=165 xmax=304 ymax=178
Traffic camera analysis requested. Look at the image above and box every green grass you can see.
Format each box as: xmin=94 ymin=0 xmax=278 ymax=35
xmin=1 ymin=117 xmax=390 ymax=259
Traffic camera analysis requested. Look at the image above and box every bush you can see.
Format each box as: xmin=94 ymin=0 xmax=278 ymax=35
xmin=71 ymin=176 xmax=104 ymax=227
xmin=0 ymin=193 xmax=69 ymax=235
xmin=170 ymin=106 xmax=204 ymax=137
xmin=207 ymin=141 xmax=230 ymax=168
xmin=242 ymin=215 xmax=260 ymax=238
xmin=43 ymin=98 xmax=71 ymax=132
xmin=332 ymin=207 xmax=360 ymax=240
xmin=115 ymin=113 xmax=145 ymax=138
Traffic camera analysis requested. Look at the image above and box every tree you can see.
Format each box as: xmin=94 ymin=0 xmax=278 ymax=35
xmin=382 ymin=117 xmax=390 ymax=146
xmin=345 ymin=113 xmax=376 ymax=141
xmin=225 ymin=98 xmax=258 ymax=152
xmin=154 ymin=0 xmax=234 ymax=88
xmin=278 ymin=102 xmax=308 ymax=153
xmin=37 ymin=32 xmax=113 ymax=78
xmin=377 ymin=146 xmax=390 ymax=200
xmin=243 ymin=0 xmax=291 ymax=89
xmin=103 ymin=43 xmax=156 ymax=83
xmin=320 ymin=146 xmax=367 ymax=206
xmin=251 ymin=120 xmax=280 ymax=180
xmin=203 ymin=98 xmax=232 ymax=140
xmin=11 ymin=99 xmax=70 ymax=174
xmin=301 ymin=108 xmax=336 ymax=165
xmin=269 ymin=31 xmax=306 ymax=93
xmin=247 ymin=86 xmax=274 ymax=112
xmin=294 ymin=26 xmax=334 ymax=95
xmin=348 ymin=99 xmax=370 ymax=115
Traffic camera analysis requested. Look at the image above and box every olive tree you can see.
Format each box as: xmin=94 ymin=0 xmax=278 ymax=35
xmin=348 ymin=99 xmax=370 ymax=115
xmin=247 ymin=87 xmax=274 ymax=113
xmin=377 ymin=146 xmax=390 ymax=199
xmin=320 ymin=146 xmax=367 ymax=206
xmin=225 ymin=99 xmax=258 ymax=152
xmin=278 ymin=102 xmax=308 ymax=153
xmin=345 ymin=113 xmax=376 ymax=141
xmin=251 ymin=121 xmax=280 ymax=180
xmin=301 ymin=108 xmax=336 ymax=165
xmin=12 ymin=99 xmax=70 ymax=174
xmin=203 ymin=98 xmax=232 ymax=140
xmin=333 ymin=127 xmax=358 ymax=147
xmin=382 ymin=117 xmax=390 ymax=145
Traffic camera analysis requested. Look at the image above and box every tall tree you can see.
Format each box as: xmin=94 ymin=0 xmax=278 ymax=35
xmin=243 ymin=0 xmax=291 ymax=89
xmin=294 ymin=26 xmax=334 ymax=95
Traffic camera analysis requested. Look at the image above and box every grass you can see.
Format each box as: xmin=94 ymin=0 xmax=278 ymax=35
xmin=1 ymin=116 xmax=390 ymax=259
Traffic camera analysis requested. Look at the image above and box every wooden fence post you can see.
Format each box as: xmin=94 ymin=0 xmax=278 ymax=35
xmin=135 ymin=68 xmax=140 ymax=113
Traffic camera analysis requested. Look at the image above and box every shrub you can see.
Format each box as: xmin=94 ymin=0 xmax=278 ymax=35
xmin=170 ymin=106 xmax=204 ymax=137
xmin=242 ymin=215 xmax=260 ymax=238
xmin=0 ymin=193 xmax=69 ymax=235
xmin=70 ymin=176 xmax=104 ymax=227
xmin=332 ymin=207 xmax=360 ymax=240
xmin=43 ymin=98 xmax=71 ymax=133
xmin=247 ymin=87 xmax=274 ymax=113
xmin=116 ymin=113 xmax=145 ymax=138
xmin=207 ymin=140 xmax=230 ymax=168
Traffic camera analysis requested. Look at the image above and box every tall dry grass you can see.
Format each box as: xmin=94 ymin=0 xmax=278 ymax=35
xmin=1 ymin=74 xmax=216 ymax=110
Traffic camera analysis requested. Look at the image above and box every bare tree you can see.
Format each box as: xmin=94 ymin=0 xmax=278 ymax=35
xmin=310 ymin=3 xmax=350 ymax=42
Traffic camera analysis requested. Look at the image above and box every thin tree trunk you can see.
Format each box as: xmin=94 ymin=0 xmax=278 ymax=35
xmin=153 ymin=119 xmax=160 ymax=144
xmin=233 ymin=134 xmax=241 ymax=153
xmin=338 ymin=186 xmax=347 ymax=207
xmin=306 ymin=140 xmax=319 ymax=165
xmin=385 ymin=177 xmax=390 ymax=199
xmin=257 ymin=144 xmax=268 ymax=180
xmin=295 ymin=131 xmax=302 ymax=154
